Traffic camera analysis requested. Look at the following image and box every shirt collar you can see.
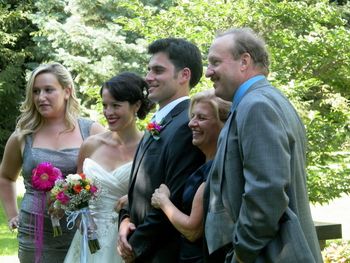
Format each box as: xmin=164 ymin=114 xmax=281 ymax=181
xmin=231 ymin=75 xmax=265 ymax=112
xmin=154 ymin=96 xmax=189 ymax=123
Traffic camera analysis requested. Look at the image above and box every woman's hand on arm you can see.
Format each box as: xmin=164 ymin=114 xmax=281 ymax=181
xmin=151 ymin=184 xmax=170 ymax=209
xmin=151 ymin=183 xmax=205 ymax=242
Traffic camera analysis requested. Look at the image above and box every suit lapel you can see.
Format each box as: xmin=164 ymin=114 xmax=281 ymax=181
xmin=211 ymin=80 xmax=268 ymax=210
xmin=209 ymin=110 xmax=235 ymax=195
xmin=211 ymin=78 xmax=269 ymax=188
xmin=129 ymin=99 xmax=190 ymax=188
xmin=129 ymin=133 xmax=152 ymax=187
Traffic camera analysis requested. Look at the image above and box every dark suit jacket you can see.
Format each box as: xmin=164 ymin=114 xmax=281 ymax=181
xmin=205 ymin=78 xmax=323 ymax=263
xmin=120 ymin=99 xmax=205 ymax=262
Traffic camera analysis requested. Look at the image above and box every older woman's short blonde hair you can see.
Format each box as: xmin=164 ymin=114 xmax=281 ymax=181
xmin=16 ymin=62 xmax=80 ymax=137
xmin=190 ymin=89 xmax=231 ymax=123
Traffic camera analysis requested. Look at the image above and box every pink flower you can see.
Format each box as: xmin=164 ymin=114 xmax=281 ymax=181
xmin=49 ymin=173 xmax=99 ymax=211
xmin=56 ymin=191 xmax=70 ymax=205
xmin=146 ymin=121 xmax=163 ymax=140
xmin=90 ymin=185 xmax=98 ymax=194
xmin=32 ymin=162 xmax=63 ymax=192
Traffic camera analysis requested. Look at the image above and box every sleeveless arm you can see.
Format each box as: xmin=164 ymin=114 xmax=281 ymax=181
xmin=78 ymin=118 xmax=105 ymax=140
xmin=0 ymin=132 xmax=23 ymax=220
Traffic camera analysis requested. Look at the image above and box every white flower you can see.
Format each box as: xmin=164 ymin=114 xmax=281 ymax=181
xmin=66 ymin=173 xmax=82 ymax=184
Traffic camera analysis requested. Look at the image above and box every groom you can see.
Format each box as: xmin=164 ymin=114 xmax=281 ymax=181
xmin=118 ymin=38 xmax=205 ymax=262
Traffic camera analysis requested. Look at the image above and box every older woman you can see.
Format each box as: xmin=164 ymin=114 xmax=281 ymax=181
xmin=0 ymin=63 xmax=105 ymax=263
xmin=151 ymin=89 xmax=231 ymax=263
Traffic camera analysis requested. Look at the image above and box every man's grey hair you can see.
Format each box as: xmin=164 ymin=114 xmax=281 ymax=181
xmin=217 ymin=28 xmax=269 ymax=75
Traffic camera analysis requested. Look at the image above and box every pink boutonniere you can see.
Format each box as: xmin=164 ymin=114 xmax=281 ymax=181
xmin=146 ymin=121 xmax=163 ymax=140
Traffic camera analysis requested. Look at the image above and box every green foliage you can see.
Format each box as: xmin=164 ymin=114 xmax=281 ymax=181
xmin=323 ymin=239 xmax=350 ymax=262
xmin=0 ymin=0 xmax=348 ymax=204
xmin=253 ymin=1 xmax=350 ymax=203
xmin=0 ymin=0 xmax=39 ymax=160
xmin=114 ymin=0 xmax=350 ymax=204
xmin=30 ymin=0 xmax=150 ymax=123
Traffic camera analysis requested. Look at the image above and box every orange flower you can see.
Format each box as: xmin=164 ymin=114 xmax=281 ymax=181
xmin=147 ymin=122 xmax=155 ymax=130
xmin=85 ymin=185 xmax=91 ymax=191
xmin=80 ymin=173 xmax=86 ymax=180
xmin=146 ymin=121 xmax=163 ymax=140
xmin=73 ymin=184 xmax=82 ymax=193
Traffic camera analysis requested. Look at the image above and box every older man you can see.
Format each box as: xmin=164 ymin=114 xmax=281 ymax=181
xmin=204 ymin=28 xmax=323 ymax=263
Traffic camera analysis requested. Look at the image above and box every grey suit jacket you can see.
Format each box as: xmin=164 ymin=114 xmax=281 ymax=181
xmin=205 ymin=78 xmax=323 ymax=263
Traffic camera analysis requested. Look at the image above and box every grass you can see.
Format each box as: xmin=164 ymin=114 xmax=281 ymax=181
xmin=0 ymin=196 xmax=22 ymax=256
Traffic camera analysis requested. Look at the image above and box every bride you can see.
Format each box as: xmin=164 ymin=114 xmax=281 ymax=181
xmin=64 ymin=72 xmax=154 ymax=263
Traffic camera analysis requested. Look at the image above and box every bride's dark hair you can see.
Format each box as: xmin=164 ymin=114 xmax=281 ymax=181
xmin=100 ymin=72 xmax=155 ymax=119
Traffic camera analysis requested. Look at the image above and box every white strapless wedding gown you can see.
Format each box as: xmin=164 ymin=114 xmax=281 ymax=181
xmin=64 ymin=158 xmax=131 ymax=263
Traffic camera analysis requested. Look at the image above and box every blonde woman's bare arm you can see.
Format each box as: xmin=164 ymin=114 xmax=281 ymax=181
xmin=0 ymin=132 xmax=23 ymax=228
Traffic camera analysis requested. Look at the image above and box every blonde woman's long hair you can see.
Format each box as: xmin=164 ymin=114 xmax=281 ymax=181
xmin=16 ymin=62 xmax=80 ymax=137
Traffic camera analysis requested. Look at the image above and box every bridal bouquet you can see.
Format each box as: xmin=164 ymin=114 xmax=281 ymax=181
xmin=50 ymin=173 xmax=100 ymax=255
xmin=31 ymin=162 xmax=63 ymax=262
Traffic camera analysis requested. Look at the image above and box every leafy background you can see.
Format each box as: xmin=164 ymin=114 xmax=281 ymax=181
xmin=0 ymin=0 xmax=349 ymax=204
xmin=0 ymin=0 xmax=350 ymax=260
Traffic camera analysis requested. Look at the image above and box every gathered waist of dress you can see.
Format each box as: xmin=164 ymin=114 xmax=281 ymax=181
xmin=20 ymin=191 xmax=51 ymax=215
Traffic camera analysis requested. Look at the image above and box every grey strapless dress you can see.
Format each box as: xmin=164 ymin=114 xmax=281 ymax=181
xmin=18 ymin=118 xmax=93 ymax=263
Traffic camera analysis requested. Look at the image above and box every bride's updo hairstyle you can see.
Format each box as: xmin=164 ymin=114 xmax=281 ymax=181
xmin=100 ymin=72 xmax=155 ymax=119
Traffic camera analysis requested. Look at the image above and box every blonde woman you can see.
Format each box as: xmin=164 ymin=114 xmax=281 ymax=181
xmin=151 ymin=90 xmax=231 ymax=262
xmin=0 ymin=63 xmax=105 ymax=263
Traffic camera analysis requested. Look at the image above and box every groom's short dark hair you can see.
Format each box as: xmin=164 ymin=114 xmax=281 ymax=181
xmin=148 ymin=38 xmax=203 ymax=89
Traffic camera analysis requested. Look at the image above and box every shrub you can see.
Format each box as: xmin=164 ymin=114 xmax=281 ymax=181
xmin=323 ymin=240 xmax=350 ymax=263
